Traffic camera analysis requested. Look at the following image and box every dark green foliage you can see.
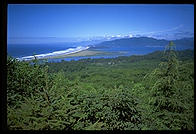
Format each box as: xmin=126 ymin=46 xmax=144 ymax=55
xmin=7 ymin=47 xmax=194 ymax=130
xmin=7 ymin=57 xmax=51 ymax=107
xmin=71 ymin=85 xmax=142 ymax=130
xmin=45 ymin=60 xmax=87 ymax=73
xmin=144 ymin=42 xmax=194 ymax=130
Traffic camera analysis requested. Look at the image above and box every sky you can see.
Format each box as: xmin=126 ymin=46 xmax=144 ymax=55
xmin=7 ymin=4 xmax=194 ymax=44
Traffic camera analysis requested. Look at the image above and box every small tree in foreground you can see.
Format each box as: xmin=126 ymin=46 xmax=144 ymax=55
xmin=146 ymin=41 xmax=193 ymax=130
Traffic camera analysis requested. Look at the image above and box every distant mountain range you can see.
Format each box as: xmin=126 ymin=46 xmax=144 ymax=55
xmin=91 ymin=37 xmax=194 ymax=50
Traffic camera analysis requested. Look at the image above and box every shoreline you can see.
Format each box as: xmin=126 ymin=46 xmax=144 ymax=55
xmin=39 ymin=50 xmax=128 ymax=60
xmin=16 ymin=49 xmax=129 ymax=61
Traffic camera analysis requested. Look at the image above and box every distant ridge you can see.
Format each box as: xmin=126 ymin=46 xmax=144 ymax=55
xmin=93 ymin=37 xmax=194 ymax=50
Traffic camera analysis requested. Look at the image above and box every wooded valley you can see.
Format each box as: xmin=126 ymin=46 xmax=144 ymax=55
xmin=7 ymin=43 xmax=194 ymax=130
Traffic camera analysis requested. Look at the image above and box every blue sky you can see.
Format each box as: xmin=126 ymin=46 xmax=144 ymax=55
xmin=7 ymin=4 xmax=194 ymax=43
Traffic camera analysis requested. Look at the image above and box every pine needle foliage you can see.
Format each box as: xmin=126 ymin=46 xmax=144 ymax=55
xmin=7 ymin=47 xmax=194 ymax=130
xmin=145 ymin=41 xmax=194 ymax=130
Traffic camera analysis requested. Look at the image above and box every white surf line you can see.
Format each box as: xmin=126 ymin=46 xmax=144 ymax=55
xmin=16 ymin=46 xmax=90 ymax=61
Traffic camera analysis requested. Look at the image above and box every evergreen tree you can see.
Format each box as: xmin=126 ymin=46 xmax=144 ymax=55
xmin=146 ymin=41 xmax=193 ymax=130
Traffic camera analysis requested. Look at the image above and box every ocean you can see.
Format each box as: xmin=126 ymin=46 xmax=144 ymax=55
xmin=7 ymin=43 xmax=90 ymax=62
xmin=7 ymin=43 xmax=75 ymax=58
xmin=7 ymin=43 xmax=129 ymax=62
xmin=7 ymin=42 xmax=189 ymax=63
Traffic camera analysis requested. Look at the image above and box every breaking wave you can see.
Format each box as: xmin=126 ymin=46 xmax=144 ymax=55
xmin=16 ymin=46 xmax=90 ymax=61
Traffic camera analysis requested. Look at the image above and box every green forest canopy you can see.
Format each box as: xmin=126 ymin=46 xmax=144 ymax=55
xmin=7 ymin=43 xmax=194 ymax=130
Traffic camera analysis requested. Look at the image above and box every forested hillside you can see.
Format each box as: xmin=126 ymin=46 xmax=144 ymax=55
xmin=7 ymin=43 xmax=194 ymax=130
xmin=92 ymin=37 xmax=194 ymax=50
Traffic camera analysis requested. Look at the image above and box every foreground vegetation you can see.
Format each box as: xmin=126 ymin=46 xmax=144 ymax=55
xmin=7 ymin=43 xmax=194 ymax=130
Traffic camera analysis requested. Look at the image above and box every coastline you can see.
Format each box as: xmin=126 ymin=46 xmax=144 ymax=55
xmin=16 ymin=48 xmax=129 ymax=61
xmin=40 ymin=50 xmax=113 ymax=59
xmin=39 ymin=50 xmax=129 ymax=60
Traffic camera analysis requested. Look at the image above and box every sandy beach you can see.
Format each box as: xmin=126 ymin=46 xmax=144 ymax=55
xmin=40 ymin=50 xmax=111 ymax=59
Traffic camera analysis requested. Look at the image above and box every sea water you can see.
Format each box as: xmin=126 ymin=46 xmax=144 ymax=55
xmin=7 ymin=43 xmax=165 ymax=62
xmin=7 ymin=43 xmax=74 ymax=58
xmin=7 ymin=42 xmax=189 ymax=63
